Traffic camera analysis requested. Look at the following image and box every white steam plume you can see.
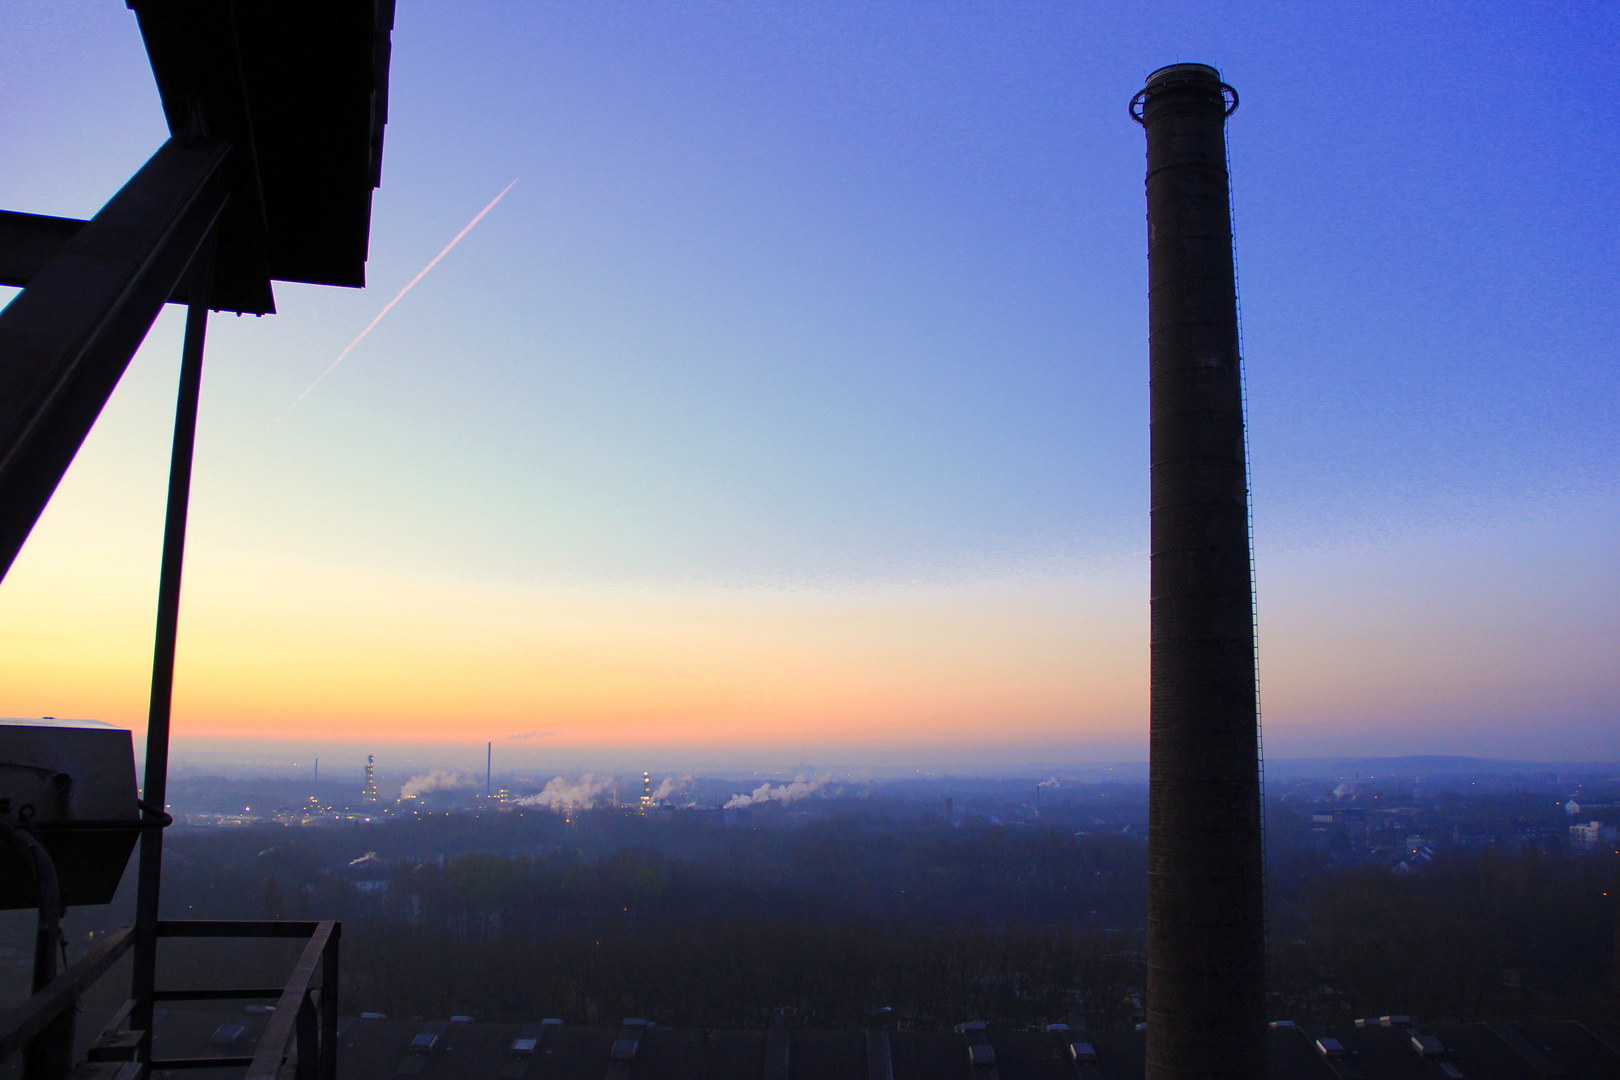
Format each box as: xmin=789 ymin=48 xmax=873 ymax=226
xmin=514 ymin=773 xmax=613 ymax=811
xmin=399 ymin=770 xmax=473 ymax=798
xmin=724 ymin=775 xmax=830 ymax=810
xmin=1037 ymin=777 xmax=1061 ymax=789
xmin=650 ymin=775 xmax=690 ymax=802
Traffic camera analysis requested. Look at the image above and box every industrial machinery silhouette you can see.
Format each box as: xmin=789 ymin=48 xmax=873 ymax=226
xmin=0 ymin=3 xmax=394 ymax=1080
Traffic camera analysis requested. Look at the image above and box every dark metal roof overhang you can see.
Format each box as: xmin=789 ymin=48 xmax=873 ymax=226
xmin=0 ymin=0 xmax=396 ymax=578
xmin=129 ymin=0 xmax=395 ymax=314
xmin=0 ymin=10 xmax=398 ymax=1073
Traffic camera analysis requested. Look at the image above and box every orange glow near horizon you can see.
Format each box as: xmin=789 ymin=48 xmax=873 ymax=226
xmin=4 ymin=476 xmax=1617 ymax=763
xmin=0 ymin=504 xmax=1148 ymax=752
xmin=3 ymin=1 xmax=1618 ymax=774
xmin=1 ymin=362 xmax=1613 ymax=765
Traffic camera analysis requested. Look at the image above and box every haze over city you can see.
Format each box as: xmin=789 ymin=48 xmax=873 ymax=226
xmin=1 ymin=1 xmax=1615 ymax=769
xmin=7 ymin=5 xmax=1620 ymax=1077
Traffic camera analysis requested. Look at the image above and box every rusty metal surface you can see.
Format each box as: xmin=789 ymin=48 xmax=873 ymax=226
xmin=1136 ymin=63 xmax=1266 ymax=1080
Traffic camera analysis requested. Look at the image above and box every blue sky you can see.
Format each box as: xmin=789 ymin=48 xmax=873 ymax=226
xmin=0 ymin=1 xmax=1614 ymax=766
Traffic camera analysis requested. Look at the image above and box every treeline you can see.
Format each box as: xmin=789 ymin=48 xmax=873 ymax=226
xmin=1273 ymin=845 xmax=1619 ymax=1025
xmin=151 ymin=813 xmax=1152 ymax=1028
xmin=162 ymin=811 xmax=1150 ymax=933
xmin=120 ymin=809 xmax=1620 ymax=1030
xmin=368 ymin=827 xmax=1149 ymax=934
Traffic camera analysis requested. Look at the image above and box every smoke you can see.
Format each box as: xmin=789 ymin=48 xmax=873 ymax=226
xmin=399 ymin=770 xmax=473 ymax=798
xmin=650 ymin=775 xmax=690 ymax=802
xmin=1037 ymin=778 xmax=1061 ymax=789
xmin=725 ymin=775 xmax=830 ymax=810
xmin=514 ymin=773 xmax=613 ymax=811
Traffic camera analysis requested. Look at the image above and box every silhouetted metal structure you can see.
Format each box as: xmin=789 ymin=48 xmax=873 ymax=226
xmin=0 ymin=4 xmax=392 ymax=1079
xmin=1132 ymin=64 xmax=1266 ymax=1080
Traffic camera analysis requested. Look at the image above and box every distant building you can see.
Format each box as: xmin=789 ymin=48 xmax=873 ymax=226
xmin=640 ymin=771 xmax=653 ymax=813
xmin=1569 ymin=820 xmax=1617 ymax=849
xmin=362 ymin=754 xmax=379 ymax=804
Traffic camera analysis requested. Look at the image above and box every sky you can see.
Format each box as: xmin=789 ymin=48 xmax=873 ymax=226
xmin=0 ymin=1 xmax=1615 ymax=772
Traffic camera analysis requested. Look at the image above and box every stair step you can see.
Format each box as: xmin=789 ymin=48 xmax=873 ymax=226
xmin=87 ymin=1030 xmax=144 ymax=1062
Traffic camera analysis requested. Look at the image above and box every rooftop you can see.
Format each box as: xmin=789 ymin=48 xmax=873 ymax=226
xmin=125 ymin=1010 xmax=1620 ymax=1080
xmin=130 ymin=0 xmax=394 ymax=313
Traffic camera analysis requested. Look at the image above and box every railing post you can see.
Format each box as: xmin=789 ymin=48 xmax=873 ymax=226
xmin=295 ymin=992 xmax=317 ymax=1080
xmin=319 ymin=926 xmax=340 ymax=1080
xmin=132 ymin=221 xmax=218 ymax=1067
xmin=0 ymin=818 xmax=70 ymax=1080
xmin=244 ymin=921 xmax=335 ymax=1080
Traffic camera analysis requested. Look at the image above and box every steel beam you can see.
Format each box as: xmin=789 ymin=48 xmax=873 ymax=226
xmin=150 ymin=989 xmax=286 ymax=1002
xmin=0 ymin=213 xmax=85 ymax=291
xmin=0 ymin=210 xmax=214 ymax=306
xmin=130 ymin=232 xmax=216 ymax=1064
xmin=156 ymin=920 xmax=326 ymax=938
xmin=0 ymin=137 xmax=229 ymax=582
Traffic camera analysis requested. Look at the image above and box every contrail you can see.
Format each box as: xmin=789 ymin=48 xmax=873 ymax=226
xmin=285 ymin=178 xmax=519 ymax=412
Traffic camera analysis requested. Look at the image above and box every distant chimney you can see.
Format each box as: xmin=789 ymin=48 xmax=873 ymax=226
xmin=1132 ymin=64 xmax=1265 ymax=1080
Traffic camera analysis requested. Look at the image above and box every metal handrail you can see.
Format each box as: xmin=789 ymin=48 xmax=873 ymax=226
xmin=0 ymin=927 xmax=134 ymax=1064
xmin=139 ymin=920 xmax=340 ymax=1080
xmin=244 ymin=920 xmax=338 ymax=1080
xmin=0 ymin=919 xmax=339 ymax=1080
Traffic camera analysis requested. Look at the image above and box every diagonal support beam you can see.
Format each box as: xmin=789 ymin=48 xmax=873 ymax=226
xmin=0 ymin=211 xmax=208 ymax=306
xmin=0 ymin=213 xmax=87 ymax=291
xmin=0 ymin=137 xmax=230 ymax=582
